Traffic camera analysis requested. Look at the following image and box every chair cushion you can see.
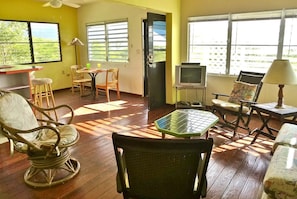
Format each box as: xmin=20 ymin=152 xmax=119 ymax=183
xmin=272 ymin=123 xmax=297 ymax=153
xmin=228 ymin=81 xmax=258 ymax=104
xmin=38 ymin=124 xmax=79 ymax=146
xmin=0 ymin=92 xmax=39 ymax=142
xmin=263 ymin=145 xmax=297 ymax=198
xmin=212 ymin=99 xmax=250 ymax=113
xmin=15 ymin=124 xmax=79 ymax=152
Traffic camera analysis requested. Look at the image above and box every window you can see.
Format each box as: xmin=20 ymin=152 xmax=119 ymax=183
xmin=282 ymin=17 xmax=297 ymax=65
xmin=188 ymin=9 xmax=297 ymax=75
xmin=0 ymin=20 xmax=61 ymax=65
xmin=188 ymin=20 xmax=228 ymax=74
xmin=87 ymin=20 xmax=128 ymax=62
xmin=230 ymin=19 xmax=280 ymax=74
xmin=153 ymin=20 xmax=166 ymax=62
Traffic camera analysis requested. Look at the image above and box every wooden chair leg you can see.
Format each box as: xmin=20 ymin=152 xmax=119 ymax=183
xmin=116 ymin=85 xmax=120 ymax=99
xmin=106 ymin=89 xmax=110 ymax=102
xmin=79 ymin=83 xmax=83 ymax=96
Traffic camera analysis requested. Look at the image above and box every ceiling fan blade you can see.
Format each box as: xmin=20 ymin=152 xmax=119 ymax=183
xmin=42 ymin=2 xmax=51 ymax=7
xmin=62 ymin=1 xmax=81 ymax=8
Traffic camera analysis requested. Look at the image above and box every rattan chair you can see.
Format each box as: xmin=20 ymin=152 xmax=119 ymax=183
xmin=112 ymin=133 xmax=213 ymax=199
xmin=211 ymin=71 xmax=265 ymax=137
xmin=0 ymin=90 xmax=80 ymax=187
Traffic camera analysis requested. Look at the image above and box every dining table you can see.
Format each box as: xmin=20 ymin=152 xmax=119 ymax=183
xmin=76 ymin=67 xmax=107 ymax=99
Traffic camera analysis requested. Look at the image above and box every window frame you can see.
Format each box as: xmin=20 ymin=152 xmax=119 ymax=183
xmin=0 ymin=19 xmax=62 ymax=65
xmin=187 ymin=9 xmax=297 ymax=75
xmin=86 ymin=19 xmax=129 ymax=63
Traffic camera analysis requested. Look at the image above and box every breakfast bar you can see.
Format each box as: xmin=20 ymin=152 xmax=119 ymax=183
xmin=0 ymin=65 xmax=42 ymax=99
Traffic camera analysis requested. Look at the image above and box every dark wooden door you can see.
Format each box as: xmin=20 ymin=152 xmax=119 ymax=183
xmin=144 ymin=13 xmax=166 ymax=110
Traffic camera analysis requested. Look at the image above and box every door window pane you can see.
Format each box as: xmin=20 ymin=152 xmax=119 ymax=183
xmin=153 ymin=21 xmax=166 ymax=62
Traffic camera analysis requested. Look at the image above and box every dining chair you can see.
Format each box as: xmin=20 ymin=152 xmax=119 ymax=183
xmin=112 ymin=133 xmax=213 ymax=199
xmin=70 ymin=65 xmax=91 ymax=96
xmin=96 ymin=68 xmax=120 ymax=102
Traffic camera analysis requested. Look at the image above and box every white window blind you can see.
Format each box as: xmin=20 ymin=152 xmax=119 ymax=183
xmin=87 ymin=20 xmax=128 ymax=62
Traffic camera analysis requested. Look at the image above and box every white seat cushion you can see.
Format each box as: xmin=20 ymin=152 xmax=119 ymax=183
xmin=212 ymin=99 xmax=250 ymax=113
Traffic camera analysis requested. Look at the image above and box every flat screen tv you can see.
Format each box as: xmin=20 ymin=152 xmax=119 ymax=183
xmin=175 ymin=64 xmax=207 ymax=88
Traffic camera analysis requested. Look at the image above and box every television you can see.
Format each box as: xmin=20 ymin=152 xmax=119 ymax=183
xmin=175 ymin=64 xmax=207 ymax=88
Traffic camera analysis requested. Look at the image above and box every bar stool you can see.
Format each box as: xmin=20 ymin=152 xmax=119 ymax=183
xmin=31 ymin=77 xmax=57 ymax=120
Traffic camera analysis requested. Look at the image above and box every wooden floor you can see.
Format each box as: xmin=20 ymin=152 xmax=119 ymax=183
xmin=0 ymin=89 xmax=280 ymax=199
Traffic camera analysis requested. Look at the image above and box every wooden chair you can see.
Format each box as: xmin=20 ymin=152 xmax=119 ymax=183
xmin=70 ymin=65 xmax=91 ymax=96
xmin=112 ymin=133 xmax=213 ymax=199
xmin=0 ymin=90 xmax=80 ymax=187
xmin=211 ymin=71 xmax=265 ymax=137
xmin=96 ymin=68 xmax=120 ymax=102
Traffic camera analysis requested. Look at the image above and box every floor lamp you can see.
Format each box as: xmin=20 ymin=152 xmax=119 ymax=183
xmin=70 ymin=38 xmax=84 ymax=65
xmin=262 ymin=59 xmax=297 ymax=108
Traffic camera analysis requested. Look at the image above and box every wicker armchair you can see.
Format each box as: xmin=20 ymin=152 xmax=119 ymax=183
xmin=112 ymin=133 xmax=213 ymax=199
xmin=0 ymin=90 xmax=80 ymax=187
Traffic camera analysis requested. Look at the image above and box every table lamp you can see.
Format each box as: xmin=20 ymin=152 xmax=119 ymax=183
xmin=262 ymin=59 xmax=297 ymax=108
xmin=69 ymin=38 xmax=84 ymax=65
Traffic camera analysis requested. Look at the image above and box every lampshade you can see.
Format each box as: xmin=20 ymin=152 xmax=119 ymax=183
xmin=262 ymin=59 xmax=297 ymax=85
xmin=50 ymin=0 xmax=62 ymax=8
xmin=70 ymin=38 xmax=84 ymax=46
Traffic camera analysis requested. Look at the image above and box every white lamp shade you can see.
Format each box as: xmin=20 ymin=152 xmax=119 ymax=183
xmin=262 ymin=59 xmax=297 ymax=85
xmin=70 ymin=38 xmax=84 ymax=46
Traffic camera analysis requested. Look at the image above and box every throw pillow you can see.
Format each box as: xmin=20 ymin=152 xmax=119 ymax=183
xmin=228 ymin=81 xmax=258 ymax=104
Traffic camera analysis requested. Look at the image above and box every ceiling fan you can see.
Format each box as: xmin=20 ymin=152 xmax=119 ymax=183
xmin=42 ymin=0 xmax=81 ymax=8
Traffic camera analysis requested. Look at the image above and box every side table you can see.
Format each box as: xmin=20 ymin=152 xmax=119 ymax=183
xmin=251 ymin=103 xmax=297 ymax=144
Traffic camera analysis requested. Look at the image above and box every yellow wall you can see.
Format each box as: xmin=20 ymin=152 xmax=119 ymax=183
xmin=0 ymin=0 xmax=78 ymax=90
xmin=77 ymin=0 xmax=181 ymax=103
xmin=0 ymin=0 xmax=181 ymax=104
xmin=3 ymin=0 xmax=296 ymax=106
xmin=77 ymin=1 xmax=147 ymax=95
xmin=180 ymin=0 xmax=297 ymax=107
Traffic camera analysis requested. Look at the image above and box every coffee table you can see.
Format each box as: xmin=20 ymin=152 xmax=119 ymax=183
xmin=155 ymin=109 xmax=219 ymax=138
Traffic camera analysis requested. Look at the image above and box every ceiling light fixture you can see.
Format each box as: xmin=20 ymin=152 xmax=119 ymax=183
xmin=50 ymin=0 xmax=63 ymax=8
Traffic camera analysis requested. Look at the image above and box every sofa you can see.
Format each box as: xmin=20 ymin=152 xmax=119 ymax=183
xmin=261 ymin=122 xmax=297 ymax=199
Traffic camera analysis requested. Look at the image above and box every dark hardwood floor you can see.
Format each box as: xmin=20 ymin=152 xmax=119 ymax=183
xmin=0 ymin=89 xmax=279 ymax=199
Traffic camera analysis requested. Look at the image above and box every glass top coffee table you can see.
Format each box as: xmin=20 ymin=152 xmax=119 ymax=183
xmin=155 ymin=109 xmax=219 ymax=138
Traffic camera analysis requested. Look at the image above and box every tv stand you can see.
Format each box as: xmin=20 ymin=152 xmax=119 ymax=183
xmin=175 ymin=85 xmax=206 ymax=109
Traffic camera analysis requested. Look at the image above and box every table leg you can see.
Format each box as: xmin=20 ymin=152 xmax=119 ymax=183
xmin=88 ymin=73 xmax=98 ymax=99
xmin=251 ymin=111 xmax=276 ymax=144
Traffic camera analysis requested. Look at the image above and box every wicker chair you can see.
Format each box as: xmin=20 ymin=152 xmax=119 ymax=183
xmin=112 ymin=133 xmax=213 ymax=199
xmin=0 ymin=90 xmax=80 ymax=187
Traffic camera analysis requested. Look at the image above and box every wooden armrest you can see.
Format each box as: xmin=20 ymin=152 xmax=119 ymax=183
xmin=212 ymin=92 xmax=230 ymax=99
xmin=239 ymin=99 xmax=257 ymax=105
